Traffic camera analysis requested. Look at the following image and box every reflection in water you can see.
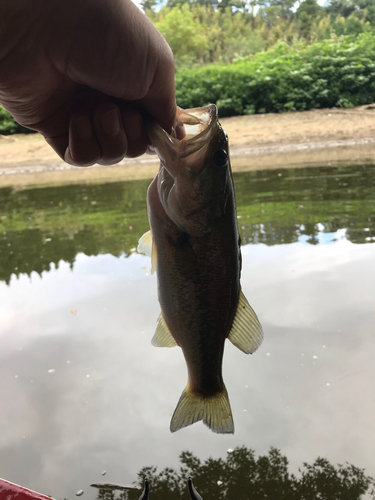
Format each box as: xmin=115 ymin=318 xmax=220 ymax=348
xmin=0 ymin=164 xmax=375 ymax=284
xmin=0 ymin=179 xmax=150 ymax=284
xmin=90 ymin=480 xmax=145 ymax=500
xmin=1 ymin=163 xmax=375 ymax=500
xmin=93 ymin=448 xmax=374 ymax=500
xmin=188 ymin=479 xmax=202 ymax=500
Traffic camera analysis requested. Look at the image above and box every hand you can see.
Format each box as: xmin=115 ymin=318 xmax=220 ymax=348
xmin=0 ymin=0 xmax=184 ymax=166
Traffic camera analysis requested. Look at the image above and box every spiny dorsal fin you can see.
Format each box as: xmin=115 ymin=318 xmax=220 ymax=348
xmin=151 ymin=314 xmax=178 ymax=348
xmin=137 ymin=230 xmax=157 ymax=274
xmin=170 ymin=384 xmax=234 ymax=434
xmin=228 ymin=291 xmax=263 ymax=354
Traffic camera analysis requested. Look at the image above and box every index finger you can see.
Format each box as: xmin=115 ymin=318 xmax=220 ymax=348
xmin=140 ymin=53 xmax=185 ymax=140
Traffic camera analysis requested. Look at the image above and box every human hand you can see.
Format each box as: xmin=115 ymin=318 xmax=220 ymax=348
xmin=0 ymin=0 xmax=184 ymax=166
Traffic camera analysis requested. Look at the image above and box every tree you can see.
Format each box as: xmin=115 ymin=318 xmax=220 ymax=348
xmin=256 ymin=0 xmax=296 ymax=18
xmin=296 ymin=0 xmax=325 ymax=38
xmin=323 ymin=0 xmax=375 ymax=24
xmin=324 ymin=0 xmax=355 ymax=17
xmin=152 ymin=5 xmax=208 ymax=67
xmin=100 ymin=446 xmax=375 ymax=500
xmin=140 ymin=0 xmax=157 ymax=11
xmin=299 ymin=457 xmax=374 ymax=500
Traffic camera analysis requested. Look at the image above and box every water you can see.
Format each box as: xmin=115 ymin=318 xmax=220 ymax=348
xmin=0 ymin=164 xmax=374 ymax=499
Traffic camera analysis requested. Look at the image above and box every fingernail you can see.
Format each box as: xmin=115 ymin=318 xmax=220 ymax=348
xmin=100 ymin=108 xmax=120 ymax=136
xmin=76 ymin=116 xmax=92 ymax=141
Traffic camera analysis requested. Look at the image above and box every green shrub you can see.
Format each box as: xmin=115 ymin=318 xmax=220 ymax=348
xmin=176 ymin=33 xmax=375 ymax=116
xmin=2 ymin=34 xmax=375 ymax=133
xmin=0 ymin=105 xmax=34 ymax=135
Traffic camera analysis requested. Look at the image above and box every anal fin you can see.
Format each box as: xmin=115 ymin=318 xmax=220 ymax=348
xmin=228 ymin=290 xmax=263 ymax=354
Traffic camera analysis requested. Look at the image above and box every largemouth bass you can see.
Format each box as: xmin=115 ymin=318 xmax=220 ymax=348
xmin=138 ymin=105 xmax=263 ymax=434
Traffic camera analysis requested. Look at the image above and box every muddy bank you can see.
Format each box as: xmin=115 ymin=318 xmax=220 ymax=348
xmin=1 ymin=105 xmax=375 ymax=188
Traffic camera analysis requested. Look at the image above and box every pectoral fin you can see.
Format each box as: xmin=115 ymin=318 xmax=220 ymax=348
xmin=152 ymin=314 xmax=178 ymax=348
xmin=228 ymin=291 xmax=263 ymax=354
xmin=137 ymin=230 xmax=157 ymax=274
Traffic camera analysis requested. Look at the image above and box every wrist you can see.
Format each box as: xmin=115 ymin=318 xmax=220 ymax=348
xmin=0 ymin=0 xmax=35 ymax=60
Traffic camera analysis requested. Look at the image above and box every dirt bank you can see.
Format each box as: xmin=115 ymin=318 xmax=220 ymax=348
xmin=1 ymin=105 xmax=375 ymax=188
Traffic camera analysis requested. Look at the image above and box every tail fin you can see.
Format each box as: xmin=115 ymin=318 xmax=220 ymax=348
xmin=170 ymin=385 xmax=234 ymax=434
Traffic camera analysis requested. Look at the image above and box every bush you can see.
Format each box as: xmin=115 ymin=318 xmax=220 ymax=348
xmin=2 ymin=33 xmax=375 ymax=133
xmin=0 ymin=105 xmax=34 ymax=135
xmin=176 ymin=33 xmax=375 ymax=116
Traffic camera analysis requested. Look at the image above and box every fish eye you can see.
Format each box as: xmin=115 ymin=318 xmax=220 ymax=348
xmin=213 ymin=149 xmax=228 ymax=168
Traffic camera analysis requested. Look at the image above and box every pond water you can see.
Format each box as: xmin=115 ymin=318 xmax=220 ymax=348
xmin=0 ymin=163 xmax=375 ymax=499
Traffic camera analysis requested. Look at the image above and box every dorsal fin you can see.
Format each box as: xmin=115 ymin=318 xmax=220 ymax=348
xmin=137 ymin=230 xmax=157 ymax=274
xmin=152 ymin=314 xmax=178 ymax=348
xmin=228 ymin=291 xmax=263 ymax=354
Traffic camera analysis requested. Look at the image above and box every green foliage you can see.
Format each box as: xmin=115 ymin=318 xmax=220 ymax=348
xmin=147 ymin=5 xmax=267 ymax=69
xmin=297 ymin=0 xmax=325 ymax=20
xmin=324 ymin=0 xmax=375 ymax=23
xmin=0 ymin=105 xmax=34 ymax=135
xmin=175 ymin=34 xmax=375 ymax=115
xmin=1 ymin=164 xmax=375 ymax=285
xmin=296 ymin=0 xmax=325 ymax=39
xmin=153 ymin=5 xmax=209 ymax=68
xmin=128 ymin=446 xmax=375 ymax=500
xmin=141 ymin=0 xmax=157 ymax=10
xmin=2 ymin=2 xmax=375 ymax=134
xmin=332 ymin=13 xmax=369 ymax=35
xmin=145 ymin=0 xmax=374 ymax=71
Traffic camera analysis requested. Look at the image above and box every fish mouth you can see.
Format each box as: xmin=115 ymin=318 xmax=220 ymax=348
xmin=147 ymin=104 xmax=220 ymax=163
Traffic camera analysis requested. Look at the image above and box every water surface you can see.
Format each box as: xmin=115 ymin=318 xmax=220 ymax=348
xmin=0 ymin=164 xmax=374 ymax=498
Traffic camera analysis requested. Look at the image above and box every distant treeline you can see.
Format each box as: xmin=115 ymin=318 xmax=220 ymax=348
xmin=1 ymin=164 xmax=374 ymax=285
xmin=93 ymin=446 xmax=375 ymax=500
xmin=2 ymin=0 xmax=375 ymax=133
xmin=1 ymin=34 xmax=375 ymax=135
xmin=147 ymin=0 xmax=375 ymax=68
xmin=148 ymin=0 xmax=375 ymax=114
xmin=176 ymin=34 xmax=375 ymax=115
xmin=0 ymin=0 xmax=375 ymax=134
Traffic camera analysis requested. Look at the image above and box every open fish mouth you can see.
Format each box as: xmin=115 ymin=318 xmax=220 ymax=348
xmin=147 ymin=104 xmax=220 ymax=161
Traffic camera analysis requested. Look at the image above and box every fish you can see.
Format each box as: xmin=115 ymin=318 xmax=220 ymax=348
xmin=137 ymin=104 xmax=263 ymax=434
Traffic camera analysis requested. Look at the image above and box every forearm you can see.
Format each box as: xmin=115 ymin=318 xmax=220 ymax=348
xmin=0 ymin=0 xmax=42 ymax=61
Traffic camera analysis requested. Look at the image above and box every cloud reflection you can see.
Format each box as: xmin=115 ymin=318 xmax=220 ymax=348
xmin=0 ymin=239 xmax=375 ymax=499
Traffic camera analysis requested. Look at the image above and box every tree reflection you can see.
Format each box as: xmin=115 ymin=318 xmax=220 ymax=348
xmin=93 ymin=447 xmax=374 ymax=500
xmin=1 ymin=164 xmax=375 ymax=284
xmin=92 ymin=480 xmax=148 ymax=500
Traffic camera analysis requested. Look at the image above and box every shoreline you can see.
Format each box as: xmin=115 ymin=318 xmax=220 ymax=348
xmin=1 ymin=105 xmax=375 ymax=188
